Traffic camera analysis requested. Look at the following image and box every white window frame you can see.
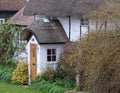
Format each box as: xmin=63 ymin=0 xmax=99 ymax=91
xmin=47 ymin=49 xmax=56 ymax=62
xmin=80 ymin=18 xmax=90 ymax=39
xmin=0 ymin=18 xmax=5 ymax=25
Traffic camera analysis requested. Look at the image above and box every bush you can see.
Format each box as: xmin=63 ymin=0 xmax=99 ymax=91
xmin=12 ymin=61 xmax=28 ymax=85
xmin=0 ymin=65 xmax=14 ymax=82
xmin=37 ymin=66 xmax=55 ymax=81
xmin=80 ymin=30 xmax=120 ymax=93
xmin=57 ymin=42 xmax=80 ymax=82
xmin=0 ymin=24 xmax=22 ymax=65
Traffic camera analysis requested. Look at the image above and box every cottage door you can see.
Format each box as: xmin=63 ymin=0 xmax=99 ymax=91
xmin=30 ymin=44 xmax=37 ymax=80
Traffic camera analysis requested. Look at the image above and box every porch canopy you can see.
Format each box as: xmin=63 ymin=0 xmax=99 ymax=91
xmin=21 ymin=20 xmax=69 ymax=44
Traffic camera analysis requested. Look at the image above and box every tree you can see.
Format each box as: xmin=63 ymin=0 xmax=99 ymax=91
xmin=0 ymin=24 xmax=22 ymax=65
xmin=87 ymin=0 xmax=120 ymax=30
xmin=79 ymin=30 xmax=120 ymax=93
xmin=79 ymin=1 xmax=120 ymax=92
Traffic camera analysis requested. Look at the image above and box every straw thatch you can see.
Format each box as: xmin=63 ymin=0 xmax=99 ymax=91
xmin=23 ymin=0 xmax=102 ymax=18
xmin=21 ymin=20 xmax=69 ymax=44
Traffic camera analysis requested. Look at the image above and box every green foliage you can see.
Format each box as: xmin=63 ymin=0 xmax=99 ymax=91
xmin=12 ymin=61 xmax=28 ymax=85
xmin=0 ymin=65 xmax=15 ymax=82
xmin=32 ymin=73 xmax=76 ymax=92
xmin=32 ymin=80 xmax=53 ymax=92
xmin=37 ymin=66 xmax=55 ymax=81
xmin=31 ymin=79 xmax=67 ymax=93
xmin=74 ymin=86 xmax=82 ymax=91
xmin=0 ymin=24 xmax=22 ymax=65
xmin=79 ymin=30 xmax=120 ymax=93
xmin=54 ymin=79 xmax=75 ymax=89
xmin=49 ymin=86 xmax=66 ymax=93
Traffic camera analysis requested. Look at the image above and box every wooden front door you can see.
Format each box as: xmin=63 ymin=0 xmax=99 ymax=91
xmin=30 ymin=44 xmax=37 ymax=80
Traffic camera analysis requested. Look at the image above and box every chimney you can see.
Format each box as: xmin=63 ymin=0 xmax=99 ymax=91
xmin=43 ymin=18 xmax=50 ymax=23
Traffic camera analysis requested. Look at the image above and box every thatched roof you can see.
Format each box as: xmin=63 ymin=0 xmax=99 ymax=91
xmin=0 ymin=0 xmax=26 ymax=11
xmin=23 ymin=0 xmax=101 ymax=18
xmin=21 ymin=20 xmax=69 ymax=44
xmin=7 ymin=7 xmax=34 ymax=26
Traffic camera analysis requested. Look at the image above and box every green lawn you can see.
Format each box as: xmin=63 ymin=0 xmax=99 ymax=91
xmin=0 ymin=82 xmax=44 ymax=93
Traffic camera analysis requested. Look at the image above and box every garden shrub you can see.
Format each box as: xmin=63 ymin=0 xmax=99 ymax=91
xmin=37 ymin=66 xmax=55 ymax=81
xmin=57 ymin=30 xmax=120 ymax=93
xmin=12 ymin=61 xmax=28 ymax=85
xmin=57 ymin=42 xmax=81 ymax=82
xmin=79 ymin=30 xmax=120 ymax=93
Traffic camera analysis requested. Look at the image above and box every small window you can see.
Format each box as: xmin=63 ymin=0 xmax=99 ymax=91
xmin=0 ymin=18 xmax=5 ymax=25
xmin=81 ymin=18 xmax=89 ymax=25
xmin=47 ymin=49 xmax=56 ymax=62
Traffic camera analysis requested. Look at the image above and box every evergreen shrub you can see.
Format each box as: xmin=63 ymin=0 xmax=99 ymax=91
xmin=12 ymin=61 xmax=28 ymax=85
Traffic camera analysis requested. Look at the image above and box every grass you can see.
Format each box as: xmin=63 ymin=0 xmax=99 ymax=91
xmin=0 ymin=81 xmax=45 ymax=93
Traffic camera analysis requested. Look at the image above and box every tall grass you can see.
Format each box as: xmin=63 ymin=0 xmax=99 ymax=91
xmin=0 ymin=65 xmax=15 ymax=82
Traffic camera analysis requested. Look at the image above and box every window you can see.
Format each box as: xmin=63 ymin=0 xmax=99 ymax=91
xmin=0 ymin=18 xmax=5 ymax=25
xmin=81 ymin=18 xmax=89 ymax=25
xmin=47 ymin=49 xmax=56 ymax=62
xmin=80 ymin=18 xmax=89 ymax=39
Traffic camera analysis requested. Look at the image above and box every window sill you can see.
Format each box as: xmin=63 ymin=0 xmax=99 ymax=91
xmin=46 ymin=62 xmax=58 ymax=64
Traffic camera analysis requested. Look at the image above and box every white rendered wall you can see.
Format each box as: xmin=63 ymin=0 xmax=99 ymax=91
xmin=58 ymin=17 xmax=70 ymax=38
xmin=59 ymin=17 xmax=89 ymax=42
xmin=71 ymin=18 xmax=80 ymax=41
xmin=39 ymin=44 xmax=65 ymax=73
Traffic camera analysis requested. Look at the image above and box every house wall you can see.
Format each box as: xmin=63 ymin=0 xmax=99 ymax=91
xmin=27 ymin=35 xmax=65 ymax=83
xmin=39 ymin=44 xmax=64 ymax=73
xmin=58 ymin=17 xmax=89 ymax=41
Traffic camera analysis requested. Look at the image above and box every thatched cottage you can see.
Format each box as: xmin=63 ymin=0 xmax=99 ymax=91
xmin=21 ymin=0 xmax=119 ymax=81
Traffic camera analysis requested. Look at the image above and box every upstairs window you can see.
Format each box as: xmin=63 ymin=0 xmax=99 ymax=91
xmin=81 ymin=18 xmax=89 ymax=25
xmin=80 ymin=18 xmax=89 ymax=39
xmin=47 ymin=49 xmax=56 ymax=62
xmin=0 ymin=18 xmax=5 ymax=25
